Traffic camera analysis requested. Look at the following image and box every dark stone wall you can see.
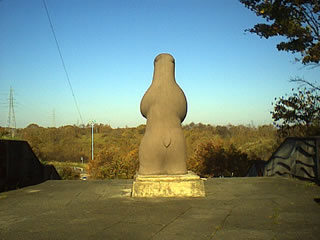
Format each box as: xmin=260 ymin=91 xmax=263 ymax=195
xmin=246 ymin=160 xmax=266 ymax=177
xmin=0 ymin=140 xmax=61 ymax=192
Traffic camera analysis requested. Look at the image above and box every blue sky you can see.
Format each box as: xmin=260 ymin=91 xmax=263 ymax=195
xmin=0 ymin=0 xmax=319 ymax=128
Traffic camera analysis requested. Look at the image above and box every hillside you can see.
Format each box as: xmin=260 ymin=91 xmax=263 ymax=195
xmin=0 ymin=123 xmax=279 ymax=178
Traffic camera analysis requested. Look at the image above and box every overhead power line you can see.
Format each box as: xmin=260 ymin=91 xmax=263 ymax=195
xmin=42 ymin=0 xmax=84 ymax=125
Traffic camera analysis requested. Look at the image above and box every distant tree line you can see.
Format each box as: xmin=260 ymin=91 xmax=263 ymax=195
xmin=1 ymin=122 xmax=280 ymax=178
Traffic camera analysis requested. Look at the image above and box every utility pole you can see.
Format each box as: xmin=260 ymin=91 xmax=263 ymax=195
xmin=89 ymin=120 xmax=96 ymax=161
xmin=7 ymin=86 xmax=16 ymax=138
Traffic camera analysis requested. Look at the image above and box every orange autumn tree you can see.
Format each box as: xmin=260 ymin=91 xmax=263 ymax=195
xmin=123 ymin=147 xmax=139 ymax=178
xmin=188 ymin=140 xmax=251 ymax=177
xmin=88 ymin=145 xmax=139 ymax=179
xmin=88 ymin=146 xmax=124 ymax=179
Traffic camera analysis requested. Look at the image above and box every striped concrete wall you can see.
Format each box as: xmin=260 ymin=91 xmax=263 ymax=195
xmin=264 ymin=137 xmax=320 ymax=182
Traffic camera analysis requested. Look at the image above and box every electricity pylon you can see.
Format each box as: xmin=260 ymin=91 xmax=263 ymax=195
xmin=7 ymin=86 xmax=16 ymax=138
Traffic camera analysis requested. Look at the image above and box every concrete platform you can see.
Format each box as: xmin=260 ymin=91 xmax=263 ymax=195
xmin=132 ymin=171 xmax=205 ymax=197
xmin=0 ymin=177 xmax=320 ymax=240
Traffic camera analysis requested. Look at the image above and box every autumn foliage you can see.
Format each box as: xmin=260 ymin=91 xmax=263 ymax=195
xmin=271 ymin=87 xmax=320 ymax=137
xmin=188 ymin=140 xmax=251 ymax=177
xmin=1 ymin=122 xmax=278 ymax=179
xmin=88 ymin=146 xmax=138 ymax=179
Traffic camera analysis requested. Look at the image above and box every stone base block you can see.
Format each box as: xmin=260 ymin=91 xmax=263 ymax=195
xmin=131 ymin=171 xmax=205 ymax=197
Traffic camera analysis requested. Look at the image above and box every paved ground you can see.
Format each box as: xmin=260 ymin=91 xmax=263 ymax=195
xmin=0 ymin=177 xmax=320 ymax=240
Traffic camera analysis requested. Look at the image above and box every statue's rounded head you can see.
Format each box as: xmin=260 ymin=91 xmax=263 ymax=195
xmin=154 ymin=53 xmax=175 ymax=65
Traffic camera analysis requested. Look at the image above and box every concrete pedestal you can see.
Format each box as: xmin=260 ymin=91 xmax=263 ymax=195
xmin=131 ymin=171 xmax=205 ymax=197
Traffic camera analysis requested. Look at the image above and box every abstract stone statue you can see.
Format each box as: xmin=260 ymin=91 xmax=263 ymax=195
xmin=132 ymin=53 xmax=205 ymax=197
xmin=138 ymin=53 xmax=188 ymax=175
